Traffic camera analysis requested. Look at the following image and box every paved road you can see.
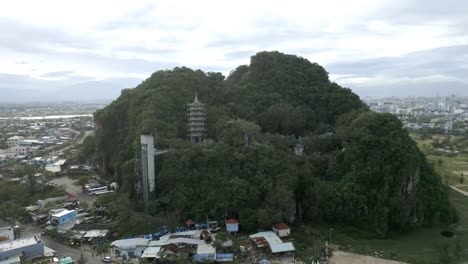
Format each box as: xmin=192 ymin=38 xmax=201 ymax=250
xmin=450 ymin=185 xmax=468 ymax=197
xmin=50 ymin=176 xmax=97 ymax=204
xmin=80 ymin=131 xmax=95 ymax=144
xmin=21 ymin=225 xmax=104 ymax=264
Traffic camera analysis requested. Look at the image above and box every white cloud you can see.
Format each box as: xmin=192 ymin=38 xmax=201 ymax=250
xmin=0 ymin=0 xmax=467 ymax=99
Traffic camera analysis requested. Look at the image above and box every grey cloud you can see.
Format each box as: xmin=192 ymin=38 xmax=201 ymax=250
xmin=100 ymin=3 xmax=197 ymax=33
xmin=206 ymin=29 xmax=329 ymax=49
xmin=0 ymin=18 xmax=92 ymax=54
xmin=223 ymin=50 xmax=257 ymax=60
xmin=40 ymin=70 xmax=75 ymax=78
xmin=0 ymin=73 xmax=140 ymax=101
xmin=327 ymin=45 xmax=468 ymax=80
xmin=388 ymin=0 xmax=468 ymax=20
xmin=327 ymin=45 xmax=468 ymax=97
xmin=376 ymin=0 xmax=468 ymax=36
xmin=348 ymin=79 xmax=468 ymax=97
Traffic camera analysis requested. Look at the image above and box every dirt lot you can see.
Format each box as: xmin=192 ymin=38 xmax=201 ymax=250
xmin=49 ymin=176 xmax=96 ymax=204
xmin=329 ymin=251 xmax=408 ymax=264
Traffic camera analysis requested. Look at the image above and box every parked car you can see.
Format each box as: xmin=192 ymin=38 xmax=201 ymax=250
xmin=101 ymin=256 xmax=112 ymax=263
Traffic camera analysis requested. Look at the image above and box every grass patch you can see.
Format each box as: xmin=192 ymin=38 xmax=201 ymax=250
xmin=292 ymin=134 xmax=468 ymax=263
xmin=294 ymin=190 xmax=468 ymax=264
xmin=411 ymin=134 xmax=468 ymax=185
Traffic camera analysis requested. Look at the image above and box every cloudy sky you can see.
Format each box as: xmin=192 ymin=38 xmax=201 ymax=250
xmin=0 ymin=0 xmax=467 ymax=101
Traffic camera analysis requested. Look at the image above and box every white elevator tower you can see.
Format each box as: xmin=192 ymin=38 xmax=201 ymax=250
xmin=141 ymin=135 xmax=155 ymax=211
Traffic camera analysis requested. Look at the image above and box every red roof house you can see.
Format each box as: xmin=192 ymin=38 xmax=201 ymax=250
xmin=226 ymin=219 xmax=239 ymax=233
xmin=272 ymin=223 xmax=291 ymax=237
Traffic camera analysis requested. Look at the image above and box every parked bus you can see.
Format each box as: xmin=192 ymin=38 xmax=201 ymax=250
xmin=94 ymin=190 xmax=114 ymax=196
xmin=87 ymin=186 xmax=108 ymax=194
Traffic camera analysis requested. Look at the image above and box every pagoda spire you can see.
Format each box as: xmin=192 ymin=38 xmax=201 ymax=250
xmin=187 ymin=93 xmax=206 ymax=144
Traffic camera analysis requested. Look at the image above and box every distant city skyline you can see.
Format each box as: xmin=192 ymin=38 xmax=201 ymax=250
xmin=0 ymin=0 xmax=467 ymax=101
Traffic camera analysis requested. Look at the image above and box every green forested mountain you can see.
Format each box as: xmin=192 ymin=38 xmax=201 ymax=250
xmin=92 ymin=51 xmax=456 ymax=236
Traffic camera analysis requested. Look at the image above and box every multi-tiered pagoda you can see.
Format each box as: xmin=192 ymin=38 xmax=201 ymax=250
xmin=187 ymin=94 xmax=206 ymax=144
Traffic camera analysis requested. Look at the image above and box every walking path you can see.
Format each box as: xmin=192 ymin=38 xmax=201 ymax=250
xmin=449 ymin=185 xmax=468 ymax=197
xmin=329 ymin=251 xmax=408 ymax=264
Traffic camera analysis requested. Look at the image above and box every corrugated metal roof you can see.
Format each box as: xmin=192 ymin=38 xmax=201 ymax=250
xmin=148 ymin=238 xmax=205 ymax=247
xmin=249 ymin=231 xmax=282 ymax=244
xmin=111 ymin=238 xmax=149 ymax=250
xmin=273 ymin=223 xmax=290 ymax=230
xmin=83 ymin=230 xmax=108 ymax=238
xmin=249 ymin=231 xmax=295 ymax=254
xmin=141 ymin=246 xmax=161 ymax=258
xmin=270 ymin=242 xmax=295 ymax=253
xmin=226 ymin=219 xmax=238 ymax=224
xmin=196 ymin=244 xmax=216 ymax=255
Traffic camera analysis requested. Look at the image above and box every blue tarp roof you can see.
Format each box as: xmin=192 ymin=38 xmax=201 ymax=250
xmin=193 ymin=254 xmax=216 ymax=262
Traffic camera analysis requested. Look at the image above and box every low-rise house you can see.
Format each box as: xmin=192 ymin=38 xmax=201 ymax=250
xmin=0 ymin=226 xmax=14 ymax=241
xmin=0 ymin=236 xmax=45 ymax=263
xmin=272 ymin=223 xmax=290 ymax=237
xmin=250 ymin=231 xmax=295 ymax=259
xmin=82 ymin=230 xmax=109 ymax=244
xmin=45 ymin=159 xmax=67 ymax=173
xmin=193 ymin=244 xmax=216 ymax=262
xmin=111 ymin=238 xmax=149 ymax=259
xmin=6 ymin=136 xmax=24 ymax=148
xmin=226 ymin=219 xmax=239 ymax=234
xmin=50 ymin=209 xmax=76 ymax=226
xmin=140 ymin=246 xmax=162 ymax=261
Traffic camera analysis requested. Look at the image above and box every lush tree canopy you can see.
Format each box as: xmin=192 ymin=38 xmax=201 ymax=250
xmin=92 ymin=51 xmax=455 ymax=235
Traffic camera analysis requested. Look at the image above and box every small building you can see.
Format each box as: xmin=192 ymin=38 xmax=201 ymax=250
xmin=45 ymin=159 xmax=67 ymax=173
xmin=249 ymin=231 xmax=295 ymax=259
xmin=226 ymin=219 xmax=239 ymax=234
xmin=0 ymin=226 xmax=14 ymax=241
xmin=6 ymin=136 xmax=24 ymax=148
xmin=272 ymin=223 xmax=290 ymax=237
xmin=215 ymin=253 xmax=234 ymax=262
xmin=59 ymin=257 xmax=74 ymax=264
xmin=0 ymin=237 xmax=45 ymax=263
xmin=141 ymin=246 xmax=162 ymax=261
xmin=111 ymin=238 xmax=149 ymax=259
xmin=50 ymin=209 xmax=76 ymax=226
xmin=186 ymin=219 xmax=195 ymax=229
xmin=82 ymin=230 xmax=109 ymax=244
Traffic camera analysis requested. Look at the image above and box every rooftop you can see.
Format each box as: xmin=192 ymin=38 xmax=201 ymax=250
xmin=7 ymin=136 xmax=23 ymax=140
xmin=249 ymin=231 xmax=295 ymax=253
xmin=83 ymin=230 xmax=108 ymax=238
xmin=149 ymin=237 xmax=206 ymax=247
xmin=188 ymin=94 xmax=205 ymax=106
xmin=226 ymin=219 xmax=238 ymax=224
xmin=111 ymin=238 xmax=149 ymax=250
xmin=51 ymin=209 xmax=75 ymax=218
xmin=273 ymin=223 xmax=290 ymax=230
xmin=250 ymin=231 xmax=283 ymax=245
xmin=270 ymin=242 xmax=295 ymax=253
xmin=0 ymin=237 xmax=41 ymax=252
xmin=141 ymin=246 xmax=161 ymax=259
xmin=196 ymin=244 xmax=216 ymax=255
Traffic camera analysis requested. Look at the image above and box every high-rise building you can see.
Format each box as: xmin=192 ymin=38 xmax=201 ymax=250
xmin=187 ymin=94 xmax=207 ymax=144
